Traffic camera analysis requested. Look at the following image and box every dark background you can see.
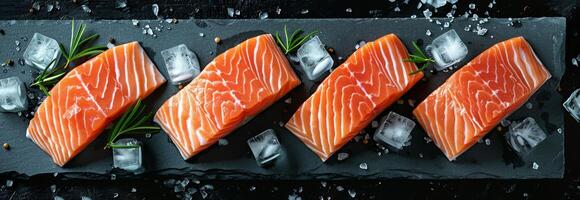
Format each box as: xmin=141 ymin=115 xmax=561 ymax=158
xmin=0 ymin=0 xmax=578 ymax=199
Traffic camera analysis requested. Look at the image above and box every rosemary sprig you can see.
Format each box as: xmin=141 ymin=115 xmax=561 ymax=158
xmin=105 ymin=99 xmax=160 ymax=149
xmin=275 ymin=25 xmax=319 ymax=54
xmin=403 ymin=41 xmax=435 ymax=75
xmin=59 ymin=20 xmax=107 ymax=68
xmin=30 ymin=58 xmax=66 ymax=96
xmin=31 ymin=20 xmax=106 ymax=96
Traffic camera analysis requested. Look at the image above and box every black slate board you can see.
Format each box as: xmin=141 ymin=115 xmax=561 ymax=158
xmin=0 ymin=18 xmax=566 ymax=179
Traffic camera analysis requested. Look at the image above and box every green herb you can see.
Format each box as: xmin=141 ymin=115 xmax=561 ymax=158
xmin=59 ymin=20 xmax=107 ymax=68
xmin=105 ymin=99 xmax=160 ymax=149
xmin=403 ymin=41 xmax=435 ymax=75
xmin=275 ymin=25 xmax=318 ymax=54
xmin=30 ymin=58 xmax=66 ymax=96
xmin=30 ymin=20 xmax=106 ymax=96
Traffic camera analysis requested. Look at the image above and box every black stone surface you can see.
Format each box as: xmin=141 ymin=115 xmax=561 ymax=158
xmin=0 ymin=0 xmax=578 ymax=199
xmin=0 ymin=17 xmax=566 ymax=180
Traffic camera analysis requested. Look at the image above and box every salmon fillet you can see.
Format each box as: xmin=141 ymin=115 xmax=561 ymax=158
xmin=285 ymin=34 xmax=423 ymax=161
xmin=26 ymin=42 xmax=166 ymax=166
xmin=154 ymin=34 xmax=301 ymax=159
xmin=413 ymin=37 xmax=551 ymax=161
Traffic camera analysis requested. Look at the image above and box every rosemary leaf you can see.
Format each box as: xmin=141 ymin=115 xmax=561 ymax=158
xmin=105 ymin=99 xmax=160 ymax=149
xmin=404 ymin=40 xmax=435 ymax=75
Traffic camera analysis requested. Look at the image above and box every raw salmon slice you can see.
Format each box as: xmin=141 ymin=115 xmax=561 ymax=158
xmin=154 ymin=34 xmax=301 ymax=159
xmin=413 ymin=37 xmax=551 ymax=160
xmin=285 ymin=34 xmax=423 ymax=161
xmin=27 ymin=42 xmax=166 ymax=166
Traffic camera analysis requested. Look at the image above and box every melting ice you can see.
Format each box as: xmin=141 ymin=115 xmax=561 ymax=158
xmin=247 ymin=129 xmax=282 ymax=166
xmin=160 ymin=44 xmax=201 ymax=85
xmin=373 ymin=111 xmax=416 ymax=150
xmin=505 ymin=117 xmax=547 ymax=157
xmin=0 ymin=77 xmax=28 ymax=113
xmin=112 ymin=138 xmax=142 ymax=171
xmin=23 ymin=33 xmax=61 ymax=71
xmin=564 ymin=88 xmax=580 ymax=123
xmin=297 ymin=36 xmax=334 ymax=80
xmin=426 ymin=29 xmax=468 ymax=71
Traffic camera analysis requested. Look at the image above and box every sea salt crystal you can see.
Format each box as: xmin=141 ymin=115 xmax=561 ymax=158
xmin=259 ymin=11 xmax=269 ymax=20
xmin=532 ymin=162 xmax=539 ymax=170
xmin=227 ymin=8 xmax=235 ymax=17
xmin=152 ymin=4 xmax=159 ymax=16
xmin=337 ymin=152 xmax=349 ymax=161
xmin=81 ymin=5 xmax=92 ymax=13
xmin=6 ymin=180 xmax=13 ymax=187
xmin=359 ymin=162 xmax=368 ymax=170
xmin=468 ymin=3 xmax=476 ymax=9
xmin=218 ymin=139 xmax=229 ymax=146
xmin=348 ymin=189 xmax=357 ymax=197
xmin=426 ymin=29 xmax=432 ymax=36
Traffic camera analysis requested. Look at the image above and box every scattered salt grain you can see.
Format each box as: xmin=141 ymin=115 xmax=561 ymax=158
xmin=359 ymin=162 xmax=368 ymax=170
xmin=348 ymin=189 xmax=357 ymax=198
xmin=468 ymin=3 xmax=476 ymax=9
xmin=6 ymin=180 xmax=13 ymax=187
xmin=218 ymin=139 xmax=229 ymax=146
xmin=371 ymin=120 xmax=379 ymax=128
xmin=485 ymin=138 xmax=491 ymax=146
xmin=32 ymin=2 xmax=41 ymax=11
xmin=300 ymin=9 xmax=309 ymax=14
xmin=152 ymin=4 xmax=159 ymax=17
xmin=423 ymin=9 xmax=432 ymax=18
xmin=426 ymin=29 xmax=432 ymax=36
xmin=476 ymin=26 xmax=488 ymax=36
xmin=336 ymin=185 xmax=344 ymax=191
xmin=532 ymin=162 xmax=539 ymax=170
xmin=81 ymin=5 xmax=92 ymax=14
xmin=346 ymin=8 xmax=352 ymax=13
xmin=227 ymin=8 xmax=235 ymax=17
xmin=132 ymin=19 xmax=139 ymax=26
xmin=259 ymin=11 xmax=269 ymax=20
xmin=337 ymin=152 xmax=349 ymax=161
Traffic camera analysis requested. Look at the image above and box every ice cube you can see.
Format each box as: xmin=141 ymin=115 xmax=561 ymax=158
xmin=296 ymin=36 xmax=334 ymax=80
xmin=505 ymin=117 xmax=547 ymax=157
xmin=160 ymin=44 xmax=201 ymax=85
xmin=0 ymin=77 xmax=28 ymax=113
xmin=247 ymin=129 xmax=282 ymax=166
xmin=23 ymin=33 xmax=61 ymax=71
xmin=112 ymin=138 xmax=142 ymax=171
xmin=426 ymin=29 xmax=468 ymax=71
xmin=421 ymin=0 xmax=447 ymax=8
xmin=563 ymin=88 xmax=580 ymax=123
xmin=373 ymin=111 xmax=416 ymax=150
